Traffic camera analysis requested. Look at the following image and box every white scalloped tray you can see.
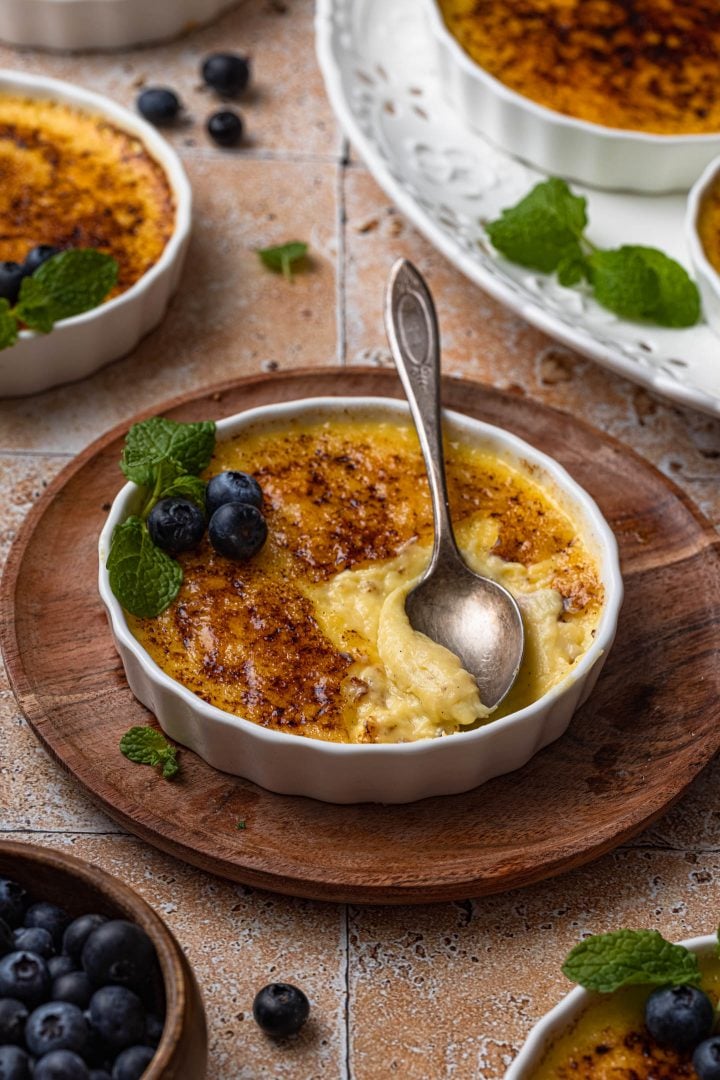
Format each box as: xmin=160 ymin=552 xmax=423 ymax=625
xmin=316 ymin=0 xmax=720 ymax=417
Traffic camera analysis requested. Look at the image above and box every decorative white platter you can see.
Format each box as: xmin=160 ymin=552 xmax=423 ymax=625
xmin=316 ymin=0 xmax=720 ymax=417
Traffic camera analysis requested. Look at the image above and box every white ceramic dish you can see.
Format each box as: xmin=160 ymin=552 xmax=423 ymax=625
xmin=316 ymin=0 xmax=720 ymax=419
xmin=98 ymin=395 xmax=623 ymax=805
xmin=423 ymin=0 xmax=720 ymax=194
xmin=0 ymin=70 xmax=191 ymax=398
xmin=687 ymin=157 xmax=720 ymax=340
xmin=505 ymin=934 xmax=713 ymax=1078
xmin=0 ymin=0 xmax=239 ymax=50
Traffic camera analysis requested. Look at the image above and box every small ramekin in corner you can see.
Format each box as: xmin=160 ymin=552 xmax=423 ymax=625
xmin=0 ymin=0 xmax=239 ymax=50
xmin=686 ymin=156 xmax=720 ymax=338
xmin=423 ymin=0 xmax=720 ymax=194
xmin=504 ymin=935 xmax=714 ymax=1078
xmin=0 ymin=70 xmax=191 ymax=399
xmin=98 ymin=396 xmax=623 ymax=805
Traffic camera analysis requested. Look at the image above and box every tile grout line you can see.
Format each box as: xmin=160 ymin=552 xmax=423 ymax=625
xmin=343 ymin=903 xmax=352 ymax=1080
xmin=335 ymin=139 xmax=349 ymax=367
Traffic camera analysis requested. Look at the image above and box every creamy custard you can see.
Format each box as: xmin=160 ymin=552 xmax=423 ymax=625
xmin=437 ymin=0 xmax=720 ymax=135
xmin=698 ymin=180 xmax=720 ymax=276
xmin=531 ymin=954 xmax=720 ymax=1078
xmin=128 ymin=416 xmax=603 ymax=744
xmin=0 ymin=94 xmax=175 ymax=296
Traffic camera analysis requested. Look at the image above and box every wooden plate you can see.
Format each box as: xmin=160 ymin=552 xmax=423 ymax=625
xmin=3 ymin=369 xmax=720 ymax=904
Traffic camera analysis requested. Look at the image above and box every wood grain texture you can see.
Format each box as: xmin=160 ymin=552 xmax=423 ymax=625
xmin=2 ymin=368 xmax=720 ymax=904
xmin=0 ymin=840 xmax=207 ymax=1078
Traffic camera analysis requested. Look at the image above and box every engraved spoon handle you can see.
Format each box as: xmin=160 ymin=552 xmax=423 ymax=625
xmin=384 ymin=258 xmax=460 ymax=568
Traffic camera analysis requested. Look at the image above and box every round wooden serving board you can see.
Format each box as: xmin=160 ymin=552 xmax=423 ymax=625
xmin=3 ymin=369 xmax=720 ymax=904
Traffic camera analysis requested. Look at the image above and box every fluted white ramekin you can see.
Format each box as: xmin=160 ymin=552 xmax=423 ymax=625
xmin=424 ymin=0 xmax=720 ymax=194
xmin=686 ymin=156 xmax=720 ymax=338
xmin=0 ymin=0 xmax=238 ymax=50
xmin=505 ymin=935 xmax=713 ymax=1077
xmin=98 ymin=396 xmax=623 ymax=804
xmin=0 ymin=70 xmax=191 ymax=398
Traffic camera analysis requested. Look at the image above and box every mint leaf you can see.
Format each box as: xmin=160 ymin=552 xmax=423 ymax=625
xmin=159 ymin=474 xmax=207 ymax=508
xmin=107 ymin=516 xmax=183 ymax=617
xmin=627 ymin=246 xmax=700 ymax=327
xmin=16 ymin=249 xmax=117 ymax=331
xmin=14 ymin=276 xmax=54 ymax=334
xmin=562 ymin=930 xmax=701 ymax=993
xmin=120 ymin=725 xmax=179 ymax=779
xmin=257 ymin=241 xmax=308 ymax=282
xmin=557 ymin=253 xmax=589 ymax=287
xmin=587 ymin=248 xmax=660 ymax=322
xmin=0 ymin=299 xmax=18 ymax=349
xmin=486 ymin=178 xmax=587 ymax=274
xmin=120 ymin=417 xmax=216 ymax=487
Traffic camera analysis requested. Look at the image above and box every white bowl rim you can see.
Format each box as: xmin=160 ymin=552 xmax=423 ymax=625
xmin=505 ymin=934 xmax=717 ymax=1078
xmin=98 ymin=394 xmax=623 ymax=757
xmin=686 ymin=156 xmax=720 ymax=300
xmin=0 ymin=67 xmax=191 ymax=338
xmin=423 ymin=0 xmax=720 ymax=149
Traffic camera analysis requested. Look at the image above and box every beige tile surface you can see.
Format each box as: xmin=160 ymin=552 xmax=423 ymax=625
xmin=2 ymin=4 xmax=720 ymax=1079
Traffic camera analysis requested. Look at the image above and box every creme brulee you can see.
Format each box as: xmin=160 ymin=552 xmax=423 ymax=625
xmin=698 ymin=178 xmax=720 ymax=276
xmin=530 ymin=952 xmax=720 ymax=1079
xmin=128 ymin=417 xmax=603 ymax=744
xmin=0 ymin=94 xmax=175 ymax=295
xmin=437 ymin=0 xmax=720 ymax=136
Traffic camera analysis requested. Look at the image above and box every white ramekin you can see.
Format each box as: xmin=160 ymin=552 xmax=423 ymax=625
xmin=98 ymin=396 xmax=623 ymax=805
xmin=424 ymin=0 xmax=720 ymax=194
xmin=0 ymin=70 xmax=191 ymax=398
xmin=0 ymin=0 xmax=239 ymax=50
xmin=686 ymin=156 xmax=720 ymax=338
xmin=505 ymin=935 xmax=714 ymax=1077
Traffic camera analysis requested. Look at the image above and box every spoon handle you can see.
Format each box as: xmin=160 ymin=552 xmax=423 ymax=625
xmin=384 ymin=258 xmax=459 ymax=568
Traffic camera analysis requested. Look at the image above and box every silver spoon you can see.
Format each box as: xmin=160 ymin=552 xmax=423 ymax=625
xmin=384 ymin=258 xmax=524 ymax=709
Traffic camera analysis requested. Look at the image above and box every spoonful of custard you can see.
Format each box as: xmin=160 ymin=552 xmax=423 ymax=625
xmin=384 ymin=258 xmax=524 ymax=709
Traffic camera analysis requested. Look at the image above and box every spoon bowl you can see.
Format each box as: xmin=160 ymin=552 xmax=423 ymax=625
xmin=384 ymin=258 xmax=524 ymax=708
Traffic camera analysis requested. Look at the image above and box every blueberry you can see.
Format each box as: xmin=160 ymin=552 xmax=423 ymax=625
xmin=62 ymin=917 xmax=107 ymax=964
xmin=147 ymin=498 xmax=206 ymax=555
xmin=0 ymin=1045 xmax=31 ymax=1080
xmin=206 ymin=110 xmax=244 ymax=148
xmin=34 ymin=1049 xmax=90 ymax=1080
xmin=87 ymin=987 xmax=145 ymax=1050
xmin=13 ymin=927 xmax=54 ymax=959
xmin=206 ymin=471 xmax=263 ymax=516
xmin=0 ymin=882 xmax=27 ymax=930
xmin=52 ymin=972 xmax=93 ymax=1009
xmin=208 ymin=503 xmax=267 ymax=561
xmin=26 ymin=1000 xmax=88 ymax=1056
xmin=695 ymin=1037 xmax=720 ymax=1080
xmin=0 ymin=920 xmax=13 ymax=958
xmin=136 ymin=88 xmax=181 ymax=125
xmin=0 ymin=998 xmax=28 ymax=1044
xmin=252 ymin=982 xmax=309 ymax=1037
xmin=24 ymin=246 xmax=62 ymax=275
xmin=645 ymin=984 xmax=714 ymax=1050
xmin=82 ymin=921 xmax=155 ymax=993
xmin=111 ymin=1045 xmax=154 ymax=1080
xmin=0 ymin=952 xmax=51 ymax=1007
xmin=201 ymin=53 xmax=250 ymax=97
xmin=89 ymin=1073 xmax=111 ymax=1080
xmin=143 ymin=1013 xmax=163 ymax=1048
xmin=48 ymin=957 xmax=76 ymax=981
xmin=0 ymin=263 xmax=26 ymax=306
xmin=25 ymin=903 xmax=70 ymax=949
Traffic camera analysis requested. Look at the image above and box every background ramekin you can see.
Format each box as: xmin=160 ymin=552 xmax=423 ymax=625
xmin=686 ymin=156 xmax=720 ymax=338
xmin=98 ymin=396 xmax=623 ymax=805
xmin=0 ymin=70 xmax=191 ymax=398
xmin=424 ymin=0 xmax=720 ymax=194
xmin=0 ymin=0 xmax=239 ymax=50
xmin=504 ymin=935 xmax=713 ymax=1077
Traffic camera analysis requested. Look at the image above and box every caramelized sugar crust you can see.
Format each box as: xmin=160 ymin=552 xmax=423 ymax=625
xmin=130 ymin=418 xmax=603 ymax=742
xmin=0 ymin=95 xmax=175 ymax=295
xmin=437 ymin=0 xmax=720 ymax=134
xmin=699 ymin=181 xmax=720 ymax=275
xmin=542 ymin=1029 xmax=695 ymax=1078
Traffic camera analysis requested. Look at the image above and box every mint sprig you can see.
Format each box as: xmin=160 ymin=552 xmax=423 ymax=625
xmin=486 ymin=178 xmax=700 ymax=328
xmin=107 ymin=516 xmax=183 ymax=618
xmin=562 ymin=930 xmax=702 ymax=993
xmin=0 ymin=249 xmax=118 ymax=349
xmin=257 ymin=241 xmax=308 ymax=282
xmin=120 ymin=725 xmax=179 ymax=779
xmin=120 ymin=417 xmax=216 ymax=488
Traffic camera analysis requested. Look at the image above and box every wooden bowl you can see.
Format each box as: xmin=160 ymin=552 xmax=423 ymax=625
xmin=0 ymin=840 xmax=207 ymax=1078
